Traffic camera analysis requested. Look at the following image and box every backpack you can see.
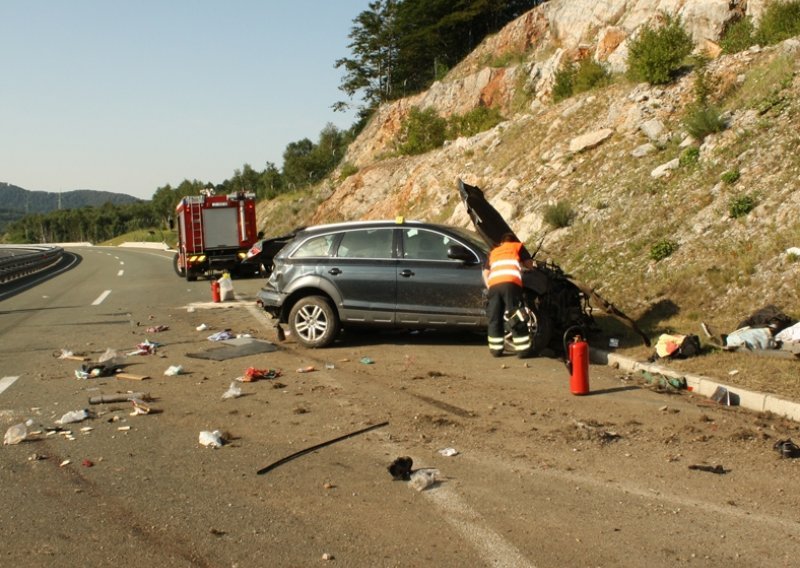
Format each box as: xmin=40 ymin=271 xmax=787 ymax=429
xmin=653 ymin=333 xmax=701 ymax=360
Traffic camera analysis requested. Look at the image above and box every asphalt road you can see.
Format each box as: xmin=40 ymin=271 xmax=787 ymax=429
xmin=2 ymin=247 xmax=800 ymax=567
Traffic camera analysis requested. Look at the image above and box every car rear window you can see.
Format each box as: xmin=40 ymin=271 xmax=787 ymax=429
xmin=292 ymin=234 xmax=337 ymax=258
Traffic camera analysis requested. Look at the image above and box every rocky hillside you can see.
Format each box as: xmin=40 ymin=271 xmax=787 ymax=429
xmin=257 ymin=0 xmax=800 ymax=339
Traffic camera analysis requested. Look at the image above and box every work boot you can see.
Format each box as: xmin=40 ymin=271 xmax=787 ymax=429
xmin=516 ymin=349 xmax=532 ymax=359
xmin=490 ymin=349 xmax=503 ymax=358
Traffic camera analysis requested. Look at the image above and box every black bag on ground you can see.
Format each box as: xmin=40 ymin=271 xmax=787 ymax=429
xmin=736 ymin=305 xmax=796 ymax=333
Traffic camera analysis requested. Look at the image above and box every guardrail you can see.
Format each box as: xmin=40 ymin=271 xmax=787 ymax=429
xmin=0 ymin=245 xmax=64 ymax=284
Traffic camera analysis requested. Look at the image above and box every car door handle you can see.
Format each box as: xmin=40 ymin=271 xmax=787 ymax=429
xmin=328 ymin=268 xmax=342 ymax=275
xmin=399 ymin=269 xmax=414 ymax=278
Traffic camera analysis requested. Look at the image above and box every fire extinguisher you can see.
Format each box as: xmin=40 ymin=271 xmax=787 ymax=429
xmin=564 ymin=328 xmax=590 ymax=395
xmin=211 ymin=279 xmax=221 ymax=303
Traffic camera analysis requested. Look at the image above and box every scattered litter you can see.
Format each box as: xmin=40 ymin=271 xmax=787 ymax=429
xmin=28 ymin=453 xmax=47 ymax=461
xmin=208 ymin=331 xmax=235 ymax=342
xmin=222 ymin=382 xmax=242 ymax=400
xmin=257 ymin=422 xmax=389 ymax=475
xmin=187 ymin=307 xmax=196 ymax=313
xmin=711 ymin=386 xmax=739 ymax=406
xmin=199 ymin=430 xmax=225 ymax=448
xmin=117 ymin=426 xmax=131 ymax=431
xmin=641 ymin=371 xmax=687 ymax=392
xmin=164 ymin=365 xmax=184 ymax=376
xmin=236 ymin=333 xmax=252 ymax=339
xmin=728 ymin=369 xmax=739 ymax=376
xmin=187 ymin=338 xmax=278 ymax=360
xmin=196 ymin=323 xmax=209 ymax=331
xmin=116 ymin=372 xmax=150 ymax=381
xmin=688 ymin=464 xmax=726 ymax=474
xmin=81 ymin=459 xmax=94 ymax=468
xmin=438 ymin=447 xmax=459 ymax=457
xmin=409 ymin=468 xmax=440 ymax=491
xmin=296 ymin=366 xmax=316 ymax=373
xmin=388 ymin=456 xmax=414 ymax=480
xmin=57 ymin=409 xmax=91 ymax=425
xmin=360 ymin=357 xmax=374 ymax=365
xmin=57 ymin=349 xmax=89 ymax=361
xmin=59 ymin=460 xmax=71 ymax=467
xmin=128 ymin=340 xmax=159 ymax=356
xmin=774 ymin=439 xmax=800 ymax=458
xmin=146 ymin=325 xmax=169 ymax=333
xmin=324 ymin=363 xmax=335 ymax=370
xmin=3 ymin=423 xmax=27 ymax=445
xmin=80 ymin=426 xmax=93 ymax=433
xmin=240 ymin=367 xmax=281 ymax=382
xmin=130 ymin=399 xmax=152 ymax=415
xmin=322 ymin=553 xmax=334 ymax=561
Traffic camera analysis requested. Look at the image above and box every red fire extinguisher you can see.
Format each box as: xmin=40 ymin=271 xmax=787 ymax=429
xmin=211 ymin=279 xmax=221 ymax=303
xmin=567 ymin=334 xmax=590 ymax=395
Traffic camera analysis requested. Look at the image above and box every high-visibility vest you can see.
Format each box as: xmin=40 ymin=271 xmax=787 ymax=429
xmin=487 ymin=242 xmax=524 ymax=288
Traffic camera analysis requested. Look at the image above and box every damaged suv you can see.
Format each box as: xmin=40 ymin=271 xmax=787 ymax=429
xmin=257 ymin=219 xmax=493 ymax=348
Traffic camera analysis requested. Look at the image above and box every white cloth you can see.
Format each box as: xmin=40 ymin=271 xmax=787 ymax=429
xmin=776 ymin=322 xmax=800 ymax=344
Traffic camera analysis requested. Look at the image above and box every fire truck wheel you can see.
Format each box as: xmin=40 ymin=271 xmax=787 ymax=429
xmin=172 ymin=254 xmax=185 ymax=277
xmin=288 ymin=296 xmax=340 ymax=348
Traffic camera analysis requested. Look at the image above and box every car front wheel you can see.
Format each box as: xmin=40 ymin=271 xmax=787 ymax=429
xmin=288 ymin=296 xmax=340 ymax=348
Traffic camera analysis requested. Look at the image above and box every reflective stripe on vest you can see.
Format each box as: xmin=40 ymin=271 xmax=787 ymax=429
xmin=487 ymin=242 xmax=523 ymax=287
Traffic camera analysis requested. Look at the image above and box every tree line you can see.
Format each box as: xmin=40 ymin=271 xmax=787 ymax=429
xmin=3 ymin=0 xmax=542 ymax=244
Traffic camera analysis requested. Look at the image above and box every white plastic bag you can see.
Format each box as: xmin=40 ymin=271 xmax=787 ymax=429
xmin=164 ymin=365 xmax=184 ymax=376
xmin=3 ymin=423 xmax=27 ymax=445
xmin=58 ymin=409 xmax=90 ymax=425
xmin=199 ymin=430 xmax=225 ymax=448
xmin=217 ymin=272 xmax=235 ymax=301
xmin=409 ymin=469 xmax=440 ymax=491
xmin=221 ymin=382 xmax=242 ymax=400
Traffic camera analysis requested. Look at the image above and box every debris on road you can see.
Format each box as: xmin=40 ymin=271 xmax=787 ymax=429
xmin=57 ymin=349 xmax=89 ymax=361
xmin=196 ymin=323 xmax=209 ymax=331
xmin=3 ymin=423 xmax=27 ymax=445
xmin=257 ymin=421 xmax=389 ymax=475
xmin=208 ymin=330 xmax=234 ymax=341
xmin=57 ymin=409 xmax=91 ymax=425
xmin=438 ymin=447 xmax=459 ymax=457
xmin=146 ymin=325 xmax=169 ymax=333
xmin=88 ymin=392 xmax=151 ymax=404
xmin=164 ymin=365 xmax=184 ymax=376
xmin=296 ymin=366 xmax=316 ymax=373
xmin=221 ymin=382 xmax=242 ymax=400
xmin=388 ymin=456 xmax=414 ymax=480
xmin=409 ymin=468 xmax=440 ymax=491
xmin=360 ymin=357 xmax=374 ymax=365
xmin=199 ymin=430 xmax=225 ymax=448
xmin=128 ymin=340 xmax=159 ymax=356
xmin=711 ymin=386 xmax=739 ymax=406
xmin=688 ymin=464 xmax=727 ymax=474
xmin=130 ymin=398 xmax=152 ymax=415
xmin=774 ymin=438 xmax=800 ymax=458
xmin=240 ymin=367 xmax=281 ymax=382
xmin=81 ymin=459 xmax=94 ymax=468
xmin=116 ymin=372 xmax=150 ymax=381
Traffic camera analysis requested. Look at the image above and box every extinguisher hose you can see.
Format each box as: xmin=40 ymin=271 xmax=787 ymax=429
xmin=562 ymin=325 xmax=583 ymax=374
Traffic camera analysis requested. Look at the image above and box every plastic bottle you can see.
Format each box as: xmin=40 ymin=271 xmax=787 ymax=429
xmin=3 ymin=423 xmax=27 ymax=445
xmin=58 ymin=409 xmax=90 ymax=425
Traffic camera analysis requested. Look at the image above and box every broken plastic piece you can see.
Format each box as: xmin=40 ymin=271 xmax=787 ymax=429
xmin=409 ymin=468 xmax=440 ymax=491
xmin=196 ymin=323 xmax=209 ymax=331
xmin=296 ymin=366 xmax=316 ymax=373
xmin=208 ymin=330 xmax=234 ymax=341
xmin=3 ymin=423 xmax=27 ymax=445
xmin=57 ymin=409 xmax=91 ymax=425
xmin=199 ymin=430 xmax=225 ymax=448
xmin=438 ymin=447 xmax=459 ymax=457
xmin=164 ymin=365 xmax=184 ymax=376
xmin=222 ymin=382 xmax=242 ymax=400
xmin=360 ymin=357 xmax=374 ymax=365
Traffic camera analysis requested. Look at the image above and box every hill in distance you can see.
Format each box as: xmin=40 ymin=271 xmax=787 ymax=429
xmin=0 ymin=182 xmax=141 ymax=231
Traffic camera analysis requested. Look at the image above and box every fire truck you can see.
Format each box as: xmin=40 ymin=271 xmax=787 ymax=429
xmin=172 ymin=191 xmax=260 ymax=281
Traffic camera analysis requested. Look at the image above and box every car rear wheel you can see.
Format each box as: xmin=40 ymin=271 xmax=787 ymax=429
xmin=288 ymin=296 xmax=340 ymax=348
xmin=504 ymin=302 xmax=552 ymax=356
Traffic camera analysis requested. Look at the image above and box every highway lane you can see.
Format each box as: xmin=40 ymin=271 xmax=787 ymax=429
xmin=3 ymin=248 xmax=800 ymax=566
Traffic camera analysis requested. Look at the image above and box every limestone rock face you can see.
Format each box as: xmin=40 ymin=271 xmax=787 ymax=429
xmin=343 ymin=0 xmax=758 ymax=169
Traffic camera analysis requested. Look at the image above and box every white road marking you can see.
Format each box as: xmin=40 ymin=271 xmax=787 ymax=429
xmin=0 ymin=376 xmax=20 ymax=396
xmin=117 ymin=270 xmax=124 ymax=277
xmin=92 ymin=290 xmax=112 ymax=305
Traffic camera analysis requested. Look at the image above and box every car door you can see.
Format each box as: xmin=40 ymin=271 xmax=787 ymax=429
xmin=396 ymin=227 xmax=485 ymax=327
xmin=329 ymin=227 xmax=398 ymax=325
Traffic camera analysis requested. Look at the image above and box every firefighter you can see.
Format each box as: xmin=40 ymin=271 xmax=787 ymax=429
xmin=483 ymin=233 xmax=534 ymax=358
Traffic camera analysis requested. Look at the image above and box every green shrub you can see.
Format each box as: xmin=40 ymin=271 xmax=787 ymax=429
xmin=679 ymin=146 xmax=700 ymax=167
xmin=573 ymin=58 xmax=611 ymax=94
xmin=552 ymin=65 xmax=576 ymax=102
xmin=650 ymin=238 xmax=679 ymax=261
xmin=683 ymin=104 xmax=725 ymax=140
xmin=338 ymin=162 xmax=359 ymax=180
xmin=627 ymin=14 xmax=694 ymax=85
xmin=729 ymin=193 xmax=757 ymax=218
xmin=720 ymin=169 xmax=740 ymax=185
xmin=447 ymin=106 xmax=504 ymax=139
xmin=756 ymin=0 xmax=800 ymax=45
xmin=720 ymin=16 xmax=756 ymax=53
xmin=543 ymin=201 xmax=576 ymax=229
xmin=398 ymin=107 xmax=447 ymax=155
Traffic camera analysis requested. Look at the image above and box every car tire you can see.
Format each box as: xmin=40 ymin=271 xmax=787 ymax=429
xmin=173 ymin=253 xmax=186 ymax=277
xmin=504 ymin=302 xmax=552 ymax=356
xmin=288 ymin=295 xmax=340 ymax=348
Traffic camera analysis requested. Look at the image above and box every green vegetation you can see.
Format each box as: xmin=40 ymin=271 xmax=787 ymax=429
xmin=626 ymin=14 xmax=693 ymax=85
xmin=729 ymin=193 xmax=757 ymax=218
xmin=398 ymin=105 xmax=505 ymax=155
xmin=543 ymin=201 xmax=576 ymax=229
xmin=720 ymin=169 xmax=741 ymax=185
xmin=649 ymin=238 xmax=679 ymax=261
xmin=726 ymin=55 xmax=794 ymax=113
xmin=684 ymin=104 xmax=726 ymax=140
xmin=720 ymin=16 xmax=756 ymax=53
xmin=679 ymin=146 xmax=700 ymax=167
xmin=338 ymin=162 xmax=359 ymax=180
xmin=552 ymin=58 xmax=611 ymax=102
xmin=757 ymin=0 xmax=800 ymax=45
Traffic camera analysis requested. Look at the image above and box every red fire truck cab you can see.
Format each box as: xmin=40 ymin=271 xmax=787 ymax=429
xmin=173 ymin=192 xmax=260 ymax=281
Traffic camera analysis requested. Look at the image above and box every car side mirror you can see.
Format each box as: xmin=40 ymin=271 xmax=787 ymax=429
xmin=447 ymin=244 xmax=476 ymax=263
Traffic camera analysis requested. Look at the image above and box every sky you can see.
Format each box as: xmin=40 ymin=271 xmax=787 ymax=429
xmin=0 ymin=0 xmax=372 ymax=200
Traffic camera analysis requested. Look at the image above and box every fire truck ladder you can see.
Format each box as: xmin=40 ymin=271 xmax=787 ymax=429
xmin=186 ymin=196 xmax=204 ymax=252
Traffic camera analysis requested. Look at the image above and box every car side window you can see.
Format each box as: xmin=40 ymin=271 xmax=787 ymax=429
xmin=402 ymin=229 xmax=452 ymax=261
xmin=337 ymin=229 xmax=394 ymax=259
xmin=292 ymin=234 xmax=336 ymax=258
